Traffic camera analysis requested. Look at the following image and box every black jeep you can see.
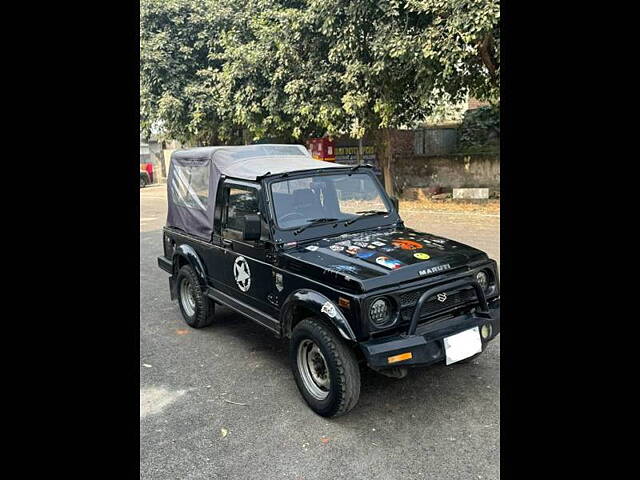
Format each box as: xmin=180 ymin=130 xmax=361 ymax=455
xmin=157 ymin=144 xmax=500 ymax=417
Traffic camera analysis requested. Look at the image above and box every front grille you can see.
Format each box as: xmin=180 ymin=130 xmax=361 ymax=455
xmin=400 ymin=287 xmax=477 ymax=322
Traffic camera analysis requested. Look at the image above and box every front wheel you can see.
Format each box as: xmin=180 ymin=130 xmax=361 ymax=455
xmin=290 ymin=318 xmax=361 ymax=417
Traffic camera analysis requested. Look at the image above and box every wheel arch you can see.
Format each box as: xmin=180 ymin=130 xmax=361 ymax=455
xmin=280 ymin=289 xmax=356 ymax=342
xmin=173 ymin=244 xmax=208 ymax=288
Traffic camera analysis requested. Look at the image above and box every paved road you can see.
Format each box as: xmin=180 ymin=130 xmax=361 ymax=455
xmin=140 ymin=184 xmax=500 ymax=480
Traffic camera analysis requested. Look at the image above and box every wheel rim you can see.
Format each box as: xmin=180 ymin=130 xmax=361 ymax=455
xmin=297 ymin=339 xmax=330 ymax=400
xmin=179 ymin=277 xmax=196 ymax=317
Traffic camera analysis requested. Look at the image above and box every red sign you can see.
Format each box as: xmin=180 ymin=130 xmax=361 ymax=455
xmin=307 ymin=138 xmax=336 ymax=162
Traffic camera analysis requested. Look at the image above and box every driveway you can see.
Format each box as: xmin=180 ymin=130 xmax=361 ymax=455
xmin=140 ymin=185 xmax=500 ymax=480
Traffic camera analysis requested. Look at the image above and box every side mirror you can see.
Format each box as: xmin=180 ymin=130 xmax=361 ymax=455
xmin=390 ymin=196 xmax=399 ymax=213
xmin=242 ymin=214 xmax=261 ymax=242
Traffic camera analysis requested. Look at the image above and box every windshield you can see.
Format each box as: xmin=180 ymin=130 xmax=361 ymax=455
xmin=270 ymin=172 xmax=390 ymax=230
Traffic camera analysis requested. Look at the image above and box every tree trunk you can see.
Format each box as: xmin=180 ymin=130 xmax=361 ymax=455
xmin=373 ymin=129 xmax=395 ymax=197
xmin=159 ymin=140 xmax=167 ymax=179
xmin=479 ymin=35 xmax=498 ymax=87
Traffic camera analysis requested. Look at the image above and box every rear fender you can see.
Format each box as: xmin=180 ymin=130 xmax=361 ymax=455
xmin=172 ymin=244 xmax=208 ymax=298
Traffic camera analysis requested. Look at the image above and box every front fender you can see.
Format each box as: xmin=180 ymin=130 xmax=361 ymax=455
xmin=173 ymin=244 xmax=208 ymax=288
xmin=281 ymin=290 xmax=356 ymax=341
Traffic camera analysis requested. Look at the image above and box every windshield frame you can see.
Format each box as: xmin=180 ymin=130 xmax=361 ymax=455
xmin=263 ymin=167 xmax=400 ymax=244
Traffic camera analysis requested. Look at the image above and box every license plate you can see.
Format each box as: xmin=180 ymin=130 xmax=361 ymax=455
xmin=443 ymin=327 xmax=482 ymax=365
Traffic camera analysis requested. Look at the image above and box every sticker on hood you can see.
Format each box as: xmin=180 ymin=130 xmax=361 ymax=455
xmin=428 ymin=237 xmax=447 ymax=244
xmin=376 ymin=256 xmax=404 ymax=270
xmin=420 ymin=239 xmax=445 ymax=250
xmin=328 ymin=264 xmax=359 ymax=273
xmin=392 ymin=239 xmax=423 ymax=250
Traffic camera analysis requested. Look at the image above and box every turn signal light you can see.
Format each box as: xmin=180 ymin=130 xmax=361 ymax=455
xmin=387 ymin=352 xmax=413 ymax=364
xmin=338 ymin=297 xmax=350 ymax=309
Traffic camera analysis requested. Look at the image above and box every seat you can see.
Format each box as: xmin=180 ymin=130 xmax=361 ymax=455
xmin=292 ymin=189 xmax=325 ymax=218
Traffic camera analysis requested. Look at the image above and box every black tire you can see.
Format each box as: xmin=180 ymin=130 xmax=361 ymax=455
xmin=140 ymin=177 xmax=147 ymax=188
xmin=290 ymin=317 xmax=361 ymax=417
xmin=176 ymin=265 xmax=215 ymax=328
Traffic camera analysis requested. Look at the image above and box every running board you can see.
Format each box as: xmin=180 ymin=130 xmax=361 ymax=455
xmin=206 ymin=287 xmax=281 ymax=337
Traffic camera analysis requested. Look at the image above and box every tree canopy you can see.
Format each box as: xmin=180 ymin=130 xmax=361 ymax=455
xmin=140 ymin=0 xmax=500 ymax=145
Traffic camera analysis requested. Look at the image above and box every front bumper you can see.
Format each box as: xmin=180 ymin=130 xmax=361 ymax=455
xmin=360 ymin=300 xmax=500 ymax=369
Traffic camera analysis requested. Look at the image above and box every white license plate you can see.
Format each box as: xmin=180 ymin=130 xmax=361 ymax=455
xmin=443 ymin=327 xmax=482 ymax=365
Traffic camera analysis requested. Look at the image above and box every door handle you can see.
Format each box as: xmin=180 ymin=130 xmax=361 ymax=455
xmin=222 ymin=239 xmax=233 ymax=249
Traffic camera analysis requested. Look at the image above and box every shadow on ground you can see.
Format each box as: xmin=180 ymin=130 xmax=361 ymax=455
xmin=190 ymin=303 xmax=496 ymax=423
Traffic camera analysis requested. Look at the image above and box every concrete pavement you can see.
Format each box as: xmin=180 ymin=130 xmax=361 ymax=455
xmin=140 ymin=186 xmax=500 ymax=480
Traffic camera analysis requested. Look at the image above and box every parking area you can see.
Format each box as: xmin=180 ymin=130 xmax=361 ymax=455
xmin=140 ymin=184 xmax=500 ymax=480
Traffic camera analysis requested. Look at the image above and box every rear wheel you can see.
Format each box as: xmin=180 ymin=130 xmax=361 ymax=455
xmin=140 ymin=176 xmax=147 ymax=188
xmin=176 ymin=265 xmax=215 ymax=328
xmin=290 ymin=317 xmax=360 ymax=417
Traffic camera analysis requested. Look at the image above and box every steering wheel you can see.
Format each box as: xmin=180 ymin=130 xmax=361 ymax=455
xmin=279 ymin=212 xmax=307 ymax=223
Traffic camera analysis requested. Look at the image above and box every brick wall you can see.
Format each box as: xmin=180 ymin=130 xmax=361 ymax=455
xmin=377 ymin=129 xmax=499 ymax=197
xmin=394 ymin=153 xmax=500 ymax=193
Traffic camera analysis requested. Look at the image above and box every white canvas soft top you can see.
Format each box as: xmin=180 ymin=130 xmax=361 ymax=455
xmin=171 ymin=144 xmax=342 ymax=180
xmin=166 ymin=144 xmax=344 ymax=239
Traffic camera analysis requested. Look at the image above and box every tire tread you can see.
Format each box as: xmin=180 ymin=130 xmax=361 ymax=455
xmin=176 ymin=265 xmax=215 ymax=328
xmin=292 ymin=317 xmax=360 ymax=417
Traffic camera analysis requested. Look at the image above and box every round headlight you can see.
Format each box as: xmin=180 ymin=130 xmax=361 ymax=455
xmin=481 ymin=323 xmax=492 ymax=339
xmin=369 ymin=298 xmax=391 ymax=326
xmin=476 ymin=271 xmax=489 ymax=291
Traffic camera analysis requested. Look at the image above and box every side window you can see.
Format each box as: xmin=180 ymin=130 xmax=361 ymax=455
xmin=170 ymin=164 xmax=210 ymax=210
xmin=223 ymin=186 xmax=259 ymax=232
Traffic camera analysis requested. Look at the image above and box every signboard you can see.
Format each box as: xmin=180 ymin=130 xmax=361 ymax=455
xmin=308 ymin=138 xmax=336 ymax=161
xmin=335 ymin=145 xmax=381 ymax=176
xmin=306 ymin=137 xmax=383 ymax=181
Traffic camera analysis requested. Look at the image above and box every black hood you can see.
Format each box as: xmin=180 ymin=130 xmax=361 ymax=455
xmin=281 ymin=227 xmax=488 ymax=293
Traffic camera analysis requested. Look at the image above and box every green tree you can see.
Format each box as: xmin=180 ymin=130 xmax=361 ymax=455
xmin=140 ymin=0 xmax=243 ymax=145
xmin=140 ymin=0 xmax=500 ymax=146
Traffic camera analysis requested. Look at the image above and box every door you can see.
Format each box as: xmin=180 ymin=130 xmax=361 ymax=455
xmin=205 ymin=180 xmax=280 ymax=327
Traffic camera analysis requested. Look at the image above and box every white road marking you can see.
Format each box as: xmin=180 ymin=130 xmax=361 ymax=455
xmin=140 ymin=386 xmax=186 ymax=418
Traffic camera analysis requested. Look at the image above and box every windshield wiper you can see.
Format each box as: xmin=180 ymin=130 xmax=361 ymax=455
xmin=293 ymin=217 xmax=340 ymax=235
xmin=344 ymin=210 xmax=389 ymax=226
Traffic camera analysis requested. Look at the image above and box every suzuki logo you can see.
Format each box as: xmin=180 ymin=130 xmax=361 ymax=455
xmin=437 ymin=293 xmax=448 ymax=302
